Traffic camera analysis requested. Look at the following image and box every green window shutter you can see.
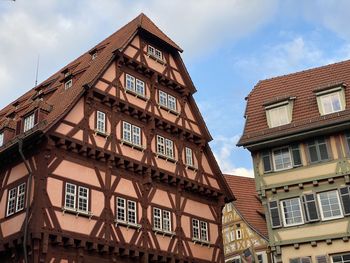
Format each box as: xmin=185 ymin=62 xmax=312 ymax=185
xmin=290 ymin=259 xmax=299 ymax=263
xmin=302 ymin=193 xmax=320 ymax=222
xmin=262 ymin=151 xmax=272 ymax=173
xmin=339 ymin=186 xmax=350 ymax=216
xmin=291 ymin=144 xmax=302 ymax=166
xmin=268 ymin=201 xmax=282 ymax=228
xmin=301 ymin=258 xmax=311 ymax=263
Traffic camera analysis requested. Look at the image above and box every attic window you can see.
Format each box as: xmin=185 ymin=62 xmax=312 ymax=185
xmin=23 ymin=113 xmax=36 ymax=132
xmin=92 ymin=52 xmax=97 ymax=60
xmin=148 ymin=45 xmax=163 ymax=61
xmin=315 ymin=86 xmax=345 ymax=115
xmin=65 ymin=79 xmax=73 ymax=90
xmin=265 ymin=100 xmax=293 ymax=128
xmin=0 ymin=132 xmax=3 ymax=147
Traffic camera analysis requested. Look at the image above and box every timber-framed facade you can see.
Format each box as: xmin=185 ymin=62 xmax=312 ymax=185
xmin=0 ymin=14 xmax=234 ymax=263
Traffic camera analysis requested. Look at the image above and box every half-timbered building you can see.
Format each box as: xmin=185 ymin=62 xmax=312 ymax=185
xmin=223 ymin=175 xmax=271 ymax=263
xmin=238 ymin=60 xmax=350 ymax=263
xmin=0 ymin=13 xmax=234 ymax=263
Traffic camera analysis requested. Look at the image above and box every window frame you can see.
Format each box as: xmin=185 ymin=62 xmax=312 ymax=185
xmin=317 ymin=190 xmax=343 ymax=221
xmin=64 ymin=79 xmax=73 ymax=89
xmin=6 ymin=182 xmax=26 ymax=217
xmin=191 ymin=218 xmax=209 ymax=243
xmin=122 ymin=121 xmax=143 ymax=148
xmin=63 ymin=182 xmax=91 ymax=217
xmin=147 ymin=45 xmax=163 ymax=61
xmin=331 ymin=252 xmax=350 ymax=263
xmin=185 ymin=147 xmax=194 ymax=167
xmin=125 ymin=73 xmax=146 ymax=98
xmin=156 ymin=135 xmax=175 ymax=160
xmin=280 ymin=197 xmax=304 ymax=227
xmin=115 ymin=196 xmax=139 ymax=227
xmin=272 ymin=146 xmax=293 ymax=171
xmin=316 ymin=87 xmax=346 ymax=116
xmin=265 ymin=101 xmax=292 ymax=128
xmin=158 ymin=90 xmax=178 ymax=114
xmin=23 ymin=113 xmax=36 ymax=132
xmin=307 ymin=137 xmax=330 ymax=164
xmin=96 ymin=110 xmax=107 ymax=134
xmin=152 ymin=206 xmax=174 ymax=236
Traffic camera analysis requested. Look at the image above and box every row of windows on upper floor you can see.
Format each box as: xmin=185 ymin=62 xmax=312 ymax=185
xmin=289 ymin=252 xmax=350 ymax=263
xmin=261 ymin=134 xmax=350 ymax=174
xmin=5 ymin=181 xmax=210 ymax=245
xmin=266 ymin=86 xmax=346 ymax=128
xmin=268 ymin=186 xmax=350 ymax=229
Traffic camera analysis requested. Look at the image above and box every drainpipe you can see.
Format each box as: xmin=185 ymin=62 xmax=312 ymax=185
xmin=18 ymin=139 xmax=33 ymax=263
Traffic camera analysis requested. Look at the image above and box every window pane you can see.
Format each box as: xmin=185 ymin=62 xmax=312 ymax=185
xmin=307 ymin=143 xmax=319 ymax=163
xmin=135 ymin=79 xmax=145 ymax=96
xmin=185 ymin=147 xmax=193 ymax=166
xmin=269 ymin=105 xmax=290 ymax=127
xmin=123 ymin=122 xmax=132 ymax=142
xmin=65 ymin=183 xmax=76 ymax=210
xmin=192 ymin=219 xmax=200 ymax=239
xmin=132 ymin=125 xmax=141 ymax=146
xmin=159 ymin=91 xmax=168 ymax=107
xmin=273 ymin=148 xmax=292 ymax=170
xmin=16 ymin=183 xmax=26 ymax=212
xmin=0 ymin=133 xmax=3 ymax=147
xmin=117 ymin=197 xmax=126 ymax=221
xmin=96 ymin=111 xmax=106 ymax=133
xmin=318 ymin=190 xmax=343 ymax=219
xmin=24 ymin=114 xmax=35 ymax=132
xmin=126 ymin=74 xmax=135 ymax=91
xmin=127 ymin=200 xmax=137 ymax=224
xmin=7 ymin=188 xmax=17 ymax=216
xmin=153 ymin=208 xmax=162 ymax=230
xmin=165 ymin=139 xmax=174 ymax=158
xmin=162 ymin=210 xmax=171 ymax=232
xmin=78 ymin=186 xmax=88 ymax=212
xmin=318 ymin=143 xmax=329 ymax=160
xmin=291 ymin=144 xmax=302 ymax=166
xmin=168 ymin=95 xmax=176 ymax=111
xmin=281 ymin=198 xmax=303 ymax=226
xmin=200 ymin=221 xmax=208 ymax=241
xmin=157 ymin=136 xmax=165 ymax=155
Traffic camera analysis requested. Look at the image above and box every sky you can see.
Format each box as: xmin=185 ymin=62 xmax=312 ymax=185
xmin=2 ymin=0 xmax=350 ymax=177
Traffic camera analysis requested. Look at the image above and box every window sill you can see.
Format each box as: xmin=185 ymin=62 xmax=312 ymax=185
xmin=156 ymin=153 xmax=177 ymax=163
xmin=320 ymin=215 xmax=344 ymax=221
xmin=121 ymin=139 xmax=145 ymax=152
xmin=152 ymin=228 xmax=175 ymax=238
xmin=62 ymin=206 xmax=93 ymax=219
xmin=124 ymin=88 xmax=149 ymax=102
xmin=115 ymin=219 xmax=142 ymax=231
xmin=94 ymin=130 xmax=109 ymax=138
xmin=158 ymin=104 xmax=180 ymax=116
xmin=192 ymin=238 xmax=211 ymax=247
xmin=147 ymin=53 xmax=166 ymax=65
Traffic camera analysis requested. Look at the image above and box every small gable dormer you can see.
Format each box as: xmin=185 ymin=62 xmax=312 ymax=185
xmin=264 ymin=96 xmax=295 ymax=128
xmin=314 ymin=82 xmax=346 ymax=116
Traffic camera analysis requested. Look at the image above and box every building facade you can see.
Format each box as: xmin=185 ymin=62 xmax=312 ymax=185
xmin=238 ymin=60 xmax=350 ymax=263
xmin=0 ymin=14 xmax=233 ymax=262
xmin=223 ymin=175 xmax=271 ymax=263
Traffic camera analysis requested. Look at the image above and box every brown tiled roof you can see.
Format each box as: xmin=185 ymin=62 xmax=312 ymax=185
xmin=238 ymin=59 xmax=350 ymax=146
xmin=0 ymin=13 xmax=182 ymax=152
xmin=224 ymin=174 xmax=268 ymax=239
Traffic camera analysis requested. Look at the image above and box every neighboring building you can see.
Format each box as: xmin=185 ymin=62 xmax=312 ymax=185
xmin=0 ymin=14 xmax=234 ymax=262
xmin=223 ymin=175 xmax=272 ymax=263
xmin=237 ymin=60 xmax=350 ymax=262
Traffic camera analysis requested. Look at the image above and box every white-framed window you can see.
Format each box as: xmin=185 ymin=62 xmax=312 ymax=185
xmin=77 ymin=186 xmax=89 ymax=212
xmin=185 ymin=147 xmax=194 ymax=166
xmin=272 ymin=147 xmax=292 ymax=171
xmin=122 ymin=121 xmax=141 ymax=146
xmin=116 ymin=197 xmax=137 ymax=225
xmin=266 ymin=104 xmax=291 ymax=128
xmin=280 ymin=198 xmax=304 ymax=226
xmin=96 ymin=111 xmax=106 ymax=134
xmin=153 ymin=207 xmax=172 ymax=232
xmin=236 ymin=228 xmax=242 ymax=240
xmin=319 ymin=91 xmax=344 ymax=115
xmin=289 ymin=257 xmax=311 ymax=263
xmin=6 ymin=183 xmax=26 ymax=217
xmin=92 ymin=52 xmax=98 ymax=60
xmin=23 ymin=113 xmax=35 ymax=132
xmin=64 ymin=183 xmax=89 ymax=213
xmin=158 ymin=90 xmax=177 ymax=112
xmin=0 ymin=132 xmax=4 ymax=147
xmin=317 ymin=190 xmax=343 ymax=220
xmin=192 ymin=218 xmax=209 ymax=242
xmin=157 ymin=135 xmax=174 ymax=159
xmin=148 ymin=45 xmax=163 ymax=60
xmin=332 ymin=253 xmax=350 ymax=263
xmin=65 ymin=79 xmax=73 ymax=89
xmin=125 ymin=74 xmax=146 ymax=97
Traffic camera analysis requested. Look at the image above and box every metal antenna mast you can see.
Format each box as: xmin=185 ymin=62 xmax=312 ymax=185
xmin=35 ymin=55 xmax=40 ymax=87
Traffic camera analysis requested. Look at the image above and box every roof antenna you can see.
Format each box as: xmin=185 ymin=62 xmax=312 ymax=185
xmin=35 ymin=54 xmax=40 ymax=88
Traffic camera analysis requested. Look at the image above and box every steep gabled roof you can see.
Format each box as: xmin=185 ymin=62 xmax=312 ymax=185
xmin=224 ymin=174 xmax=268 ymax=240
xmin=0 ymin=13 xmax=183 ymax=152
xmin=238 ymin=59 xmax=350 ymax=147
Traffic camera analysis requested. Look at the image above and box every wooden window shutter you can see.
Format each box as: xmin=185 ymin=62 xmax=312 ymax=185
xmin=268 ymin=200 xmax=282 ymax=228
xmin=289 ymin=259 xmax=299 ymax=263
xmin=16 ymin=120 xmax=22 ymax=135
xmin=302 ymin=193 xmax=320 ymax=222
xmin=291 ymin=144 xmax=302 ymax=166
xmin=339 ymin=186 xmax=350 ymax=216
xmin=316 ymin=255 xmax=328 ymax=263
xmin=262 ymin=151 xmax=272 ymax=173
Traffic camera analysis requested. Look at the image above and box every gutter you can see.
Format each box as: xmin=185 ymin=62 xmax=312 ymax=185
xmin=18 ymin=140 xmax=33 ymax=263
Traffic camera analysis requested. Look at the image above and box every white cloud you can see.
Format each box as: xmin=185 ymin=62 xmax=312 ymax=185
xmin=210 ymin=135 xmax=253 ymax=178
xmin=0 ymin=0 xmax=279 ymax=108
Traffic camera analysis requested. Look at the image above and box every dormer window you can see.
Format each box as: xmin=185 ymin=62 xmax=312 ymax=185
xmin=316 ymin=87 xmax=345 ymax=115
xmin=23 ymin=113 xmax=36 ymax=132
xmin=92 ymin=52 xmax=97 ymax=60
xmin=265 ymin=101 xmax=293 ymax=128
xmin=65 ymin=79 xmax=73 ymax=90
xmin=148 ymin=45 xmax=163 ymax=61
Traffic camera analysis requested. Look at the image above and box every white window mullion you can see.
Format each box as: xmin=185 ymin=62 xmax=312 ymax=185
xmin=162 ymin=210 xmax=171 ymax=232
xmin=153 ymin=207 xmax=162 ymax=230
xmin=200 ymin=221 xmax=208 ymax=241
xmin=157 ymin=135 xmax=165 ymax=155
xmin=132 ymin=125 xmax=141 ymax=146
xmin=159 ymin=91 xmax=168 ymax=107
xmin=117 ymin=197 xmax=126 ymax=222
xmin=192 ymin=218 xmax=200 ymax=239
xmin=6 ymin=188 xmax=17 ymax=216
xmin=123 ymin=121 xmax=132 ymax=143
xmin=127 ymin=200 xmax=137 ymax=224
xmin=165 ymin=139 xmax=174 ymax=158
xmin=96 ymin=111 xmax=106 ymax=133
xmin=0 ymin=132 xmax=4 ymax=147
xmin=16 ymin=183 xmax=26 ymax=212
xmin=77 ymin=186 xmax=89 ymax=212
xmin=185 ymin=147 xmax=193 ymax=166
xmin=126 ymin=74 xmax=135 ymax=92
xmin=24 ymin=113 xmax=35 ymax=132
